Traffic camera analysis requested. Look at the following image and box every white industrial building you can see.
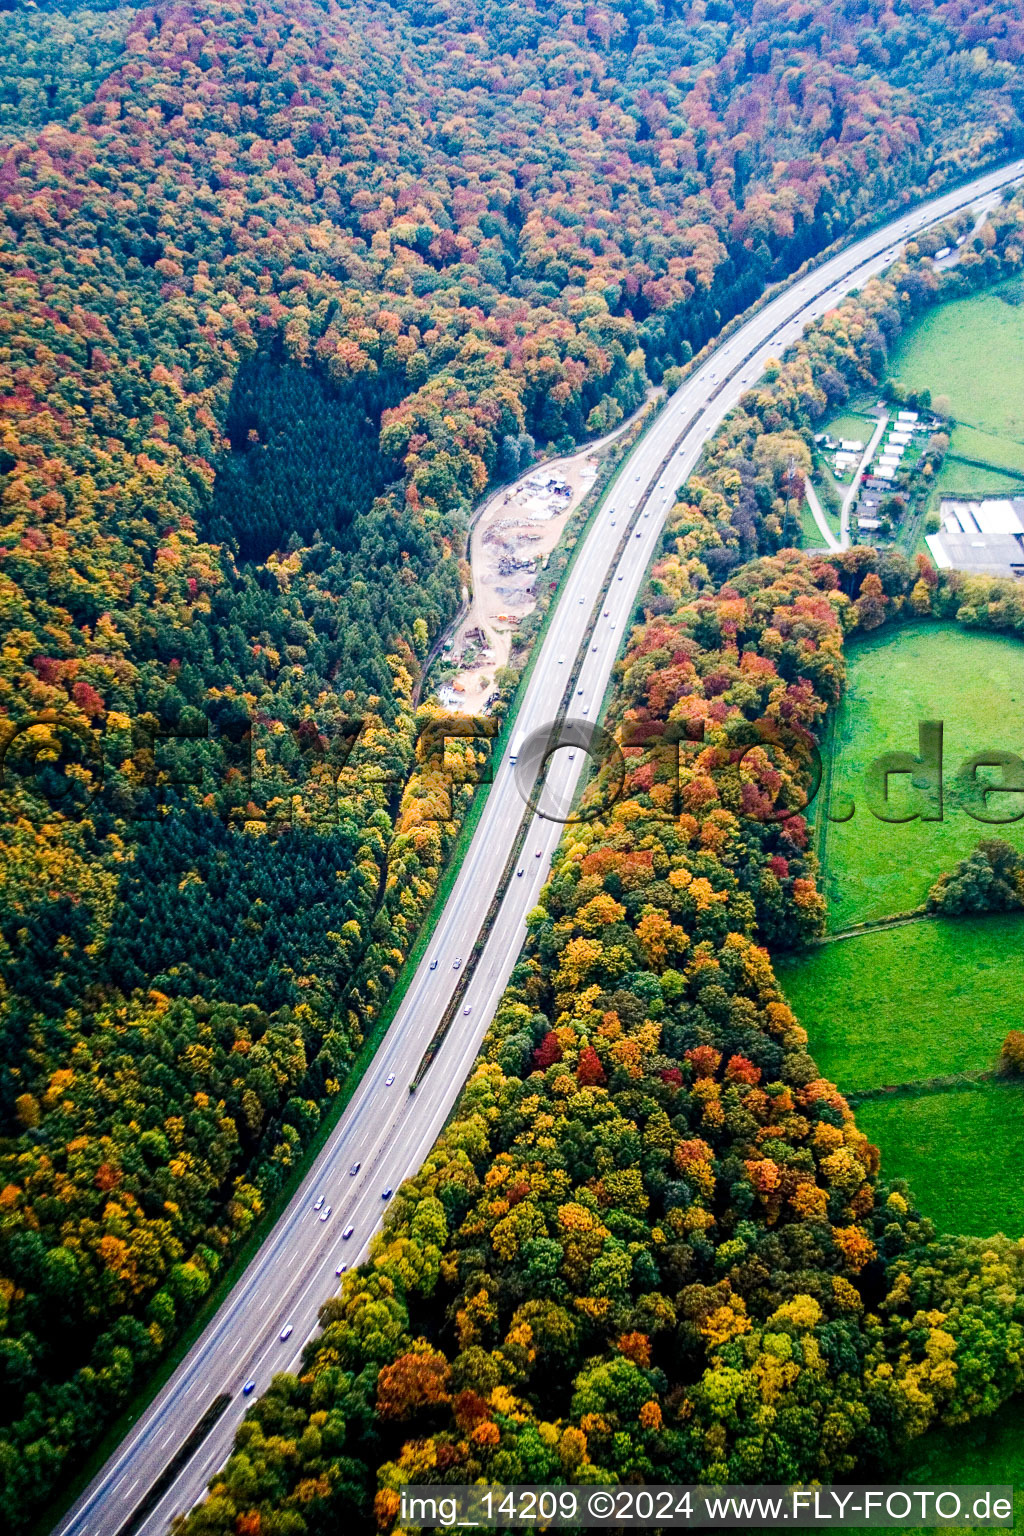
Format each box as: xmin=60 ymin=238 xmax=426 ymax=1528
xmin=926 ymin=497 xmax=1024 ymax=578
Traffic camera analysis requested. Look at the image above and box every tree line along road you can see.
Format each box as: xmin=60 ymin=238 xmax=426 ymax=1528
xmin=54 ymin=154 xmax=1024 ymax=1536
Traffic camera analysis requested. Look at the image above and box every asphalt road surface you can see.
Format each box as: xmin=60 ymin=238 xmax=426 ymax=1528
xmin=55 ymin=155 xmax=1024 ymax=1536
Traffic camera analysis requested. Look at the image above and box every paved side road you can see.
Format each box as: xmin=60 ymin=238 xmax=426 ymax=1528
xmin=53 ymin=155 xmax=1024 ymax=1536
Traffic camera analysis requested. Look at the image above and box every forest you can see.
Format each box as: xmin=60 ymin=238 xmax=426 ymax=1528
xmin=171 ymin=199 xmax=1024 ymax=1531
xmin=3 ymin=0 xmax=1024 ymax=1525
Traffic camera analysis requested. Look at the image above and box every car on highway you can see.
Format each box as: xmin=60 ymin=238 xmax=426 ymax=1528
xmin=243 ymin=1381 xmax=256 ymax=1396
xmin=453 ymin=957 xmax=462 ymax=969
xmin=382 ymin=1187 xmax=393 ymax=1200
xmin=591 ymin=643 xmax=598 ymax=652
xmin=582 ymin=705 xmax=589 ymax=714
xmin=342 ymin=1224 xmax=354 ymax=1239
xmin=385 ymin=1073 xmax=395 ymax=1086
xmin=313 ymin=1196 xmax=324 ymax=1211
xmin=517 ymin=868 xmax=524 ymax=877
xmin=535 ymin=849 xmax=542 ymax=858
xmin=558 ymin=655 xmax=565 ymax=664
xmin=349 ymin=1162 xmax=360 ymax=1175
xmin=335 ymin=1263 xmax=348 ymax=1276
xmin=635 ymin=530 xmax=642 ymax=538
xmin=429 ymin=958 xmax=438 ymax=970
xmin=279 ymin=1324 xmax=293 ymax=1341
xmin=617 ymin=573 xmax=623 ymax=581
xmin=577 ymin=687 xmax=583 ymax=694
xmin=463 ymin=1004 xmax=472 ymax=1015
xmin=319 ymin=1206 xmax=331 ymax=1221
xmin=579 ymin=596 xmax=584 ymax=603
xmin=56 ymin=167 xmax=1024 ymax=1536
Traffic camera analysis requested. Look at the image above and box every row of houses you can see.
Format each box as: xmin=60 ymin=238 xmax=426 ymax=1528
xmin=865 ymin=411 xmax=927 ymax=483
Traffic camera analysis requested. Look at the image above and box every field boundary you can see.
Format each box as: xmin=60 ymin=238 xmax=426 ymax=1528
xmin=811 ymin=907 xmax=931 ymax=944
xmin=846 ymin=1068 xmax=1000 ymax=1104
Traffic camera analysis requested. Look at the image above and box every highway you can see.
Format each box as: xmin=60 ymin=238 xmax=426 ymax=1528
xmin=55 ymin=155 xmax=1024 ymax=1536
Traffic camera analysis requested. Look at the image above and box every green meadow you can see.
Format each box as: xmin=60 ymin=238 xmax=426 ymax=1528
xmin=817 ymin=624 xmax=1024 ymax=929
xmin=857 ymin=1082 xmax=1024 ymax=1240
xmin=775 ymin=913 xmax=1024 ymax=1091
xmin=889 ymin=280 xmax=1024 ymax=441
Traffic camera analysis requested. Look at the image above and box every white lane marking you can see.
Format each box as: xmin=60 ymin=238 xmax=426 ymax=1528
xmin=63 ymin=157 xmax=1024 ymax=1536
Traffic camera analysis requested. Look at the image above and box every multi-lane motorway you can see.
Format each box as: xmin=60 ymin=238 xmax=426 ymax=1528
xmin=56 ymin=156 xmax=1024 ymax=1536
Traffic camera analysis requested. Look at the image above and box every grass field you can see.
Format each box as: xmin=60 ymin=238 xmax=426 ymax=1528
xmin=951 ymin=423 xmax=1024 ymax=474
xmin=930 ymin=458 xmax=1024 ymax=501
xmin=857 ymin=1081 xmax=1024 ymax=1239
xmin=889 ymin=281 xmax=1024 ymax=441
xmin=896 ymin=1393 xmax=1024 ymax=1532
xmin=797 ymin=500 xmax=825 ymax=547
xmin=817 ymin=624 xmax=1024 ymax=928
xmin=823 ymin=407 xmax=877 ymax=442
xmin=775 ymin=913 xmax=1024 ymax=1090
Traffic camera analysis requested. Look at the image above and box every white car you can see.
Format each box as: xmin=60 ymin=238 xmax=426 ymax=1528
xmin=342 ymin=1224 xmax=354 ymax=1239
xmin=335 ymin=1263 xmax=347 ymax=1276
xmin=280 ymin=1324 xmax=293 ymax=1341
xmin=385 ymin=1073 xmax=395 ymax=1086
xmin=558 ymin=655 xmax=565 ymax=664
xmin=319 ymin=1206 xmax=331 ymax=1221
xmin=313 ymin=1196 xmax=324 ymax=1211
xmin=463 ymin=1005 xmax=472 ymax=1015
xmin=453 ymin=957 xmax=462 ymax=970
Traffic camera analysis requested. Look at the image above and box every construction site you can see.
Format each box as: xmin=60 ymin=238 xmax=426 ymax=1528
xmin=435 ymin=458 xmax=599 ymax=714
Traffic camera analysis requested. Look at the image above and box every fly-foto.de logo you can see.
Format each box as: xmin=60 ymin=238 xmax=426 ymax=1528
xmin=1 ymin=709 xmax=1021 ymax=830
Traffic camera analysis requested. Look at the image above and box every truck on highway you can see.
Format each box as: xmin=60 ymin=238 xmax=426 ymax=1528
xmin=509 ymin=729 xmax=525 ymax=766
